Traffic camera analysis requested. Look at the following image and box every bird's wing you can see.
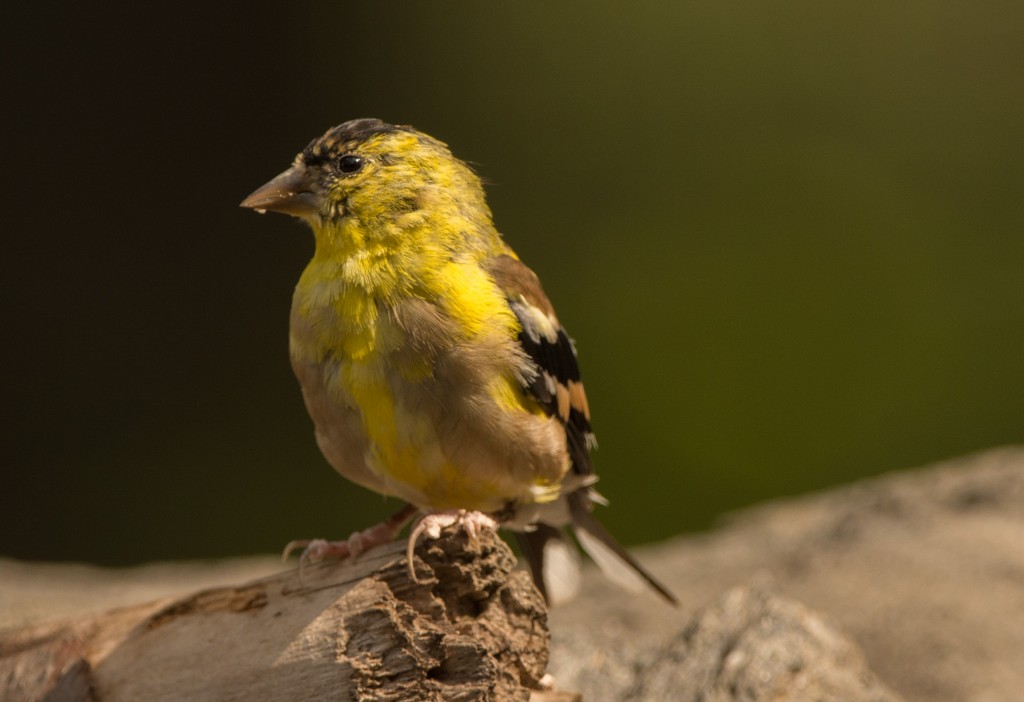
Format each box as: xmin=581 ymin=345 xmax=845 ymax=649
xmin=484 ymin=253 xmax=596 ymax=479
xmin=486 ymin=253 xmax=679 ymax=606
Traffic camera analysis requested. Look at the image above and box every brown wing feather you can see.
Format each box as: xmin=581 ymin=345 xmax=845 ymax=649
xmin=486 ymin=254 xmax=679 ymax=606
xmin=484 ymin=254 xmax=595 ymax=477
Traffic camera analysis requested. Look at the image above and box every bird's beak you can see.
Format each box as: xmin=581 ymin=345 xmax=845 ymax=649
xmin=240 ymin=165 xmax=319 ymax=217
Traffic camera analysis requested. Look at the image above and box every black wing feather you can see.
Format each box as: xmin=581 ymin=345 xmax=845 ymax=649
xmin=511 ymin=308 xmax=594 ymax=477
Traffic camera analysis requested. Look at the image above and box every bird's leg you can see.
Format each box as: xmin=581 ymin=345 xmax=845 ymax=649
xmin=283 ymin=503 xmax=419 ymax=578
xmin=406 ymin=509 xmax=499 ymax=583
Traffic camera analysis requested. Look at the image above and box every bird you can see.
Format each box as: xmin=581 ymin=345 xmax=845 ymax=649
xmin=241 ymin=118 xmax=675 ymax=605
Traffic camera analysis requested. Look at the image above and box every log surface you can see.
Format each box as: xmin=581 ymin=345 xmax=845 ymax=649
xmin=629 ymin=578 xmax=902 ymax=701
xmin=4 ymin=446 xmax=1023 ymax=701
xmin=548 ymin=446 xmax=1024 ymax=702
xmin=0 ymin=528 xmax=550 ymax=702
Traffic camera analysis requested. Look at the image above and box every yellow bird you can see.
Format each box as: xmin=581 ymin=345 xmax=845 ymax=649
xmin=241 ymin=119 xmax=675 ymax=605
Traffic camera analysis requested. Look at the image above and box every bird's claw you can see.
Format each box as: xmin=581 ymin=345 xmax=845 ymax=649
xmin=282 ymin=537 xmax=358 ymax=580
xmin=406 ymin=509 xmax=499 ymax=583
xmin=282 ymin=504 xmax=419 ymax=581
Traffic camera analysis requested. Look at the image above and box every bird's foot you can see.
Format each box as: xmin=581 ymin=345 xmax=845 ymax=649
xmin=406 ymin=509 xmax=499 ymax=583
xmin=283 ymin=503 xmax=418 ymax=579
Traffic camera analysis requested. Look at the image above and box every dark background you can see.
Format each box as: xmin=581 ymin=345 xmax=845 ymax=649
xmin=3 ymin=2 xmax=1022 ymax=565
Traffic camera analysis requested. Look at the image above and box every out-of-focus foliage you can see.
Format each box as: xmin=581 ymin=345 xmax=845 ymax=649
xmin=2 ymin=1 xmax=1021 ymax=563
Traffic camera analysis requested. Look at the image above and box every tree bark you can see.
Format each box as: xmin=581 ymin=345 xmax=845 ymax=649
xmin=8 ymin=447 xmax=1020 ymax=701
xmin=627 ymin=577 xmax=903 ymax=701
xmin=0 ymin=527 xmax=554 ymax=702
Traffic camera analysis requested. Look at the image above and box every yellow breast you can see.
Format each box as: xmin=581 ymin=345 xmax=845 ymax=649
xmin=289 ymin=215 xmax=568 ymax=511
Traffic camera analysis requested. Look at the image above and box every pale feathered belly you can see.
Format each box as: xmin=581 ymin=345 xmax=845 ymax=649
xmin=293 ymin=368 xmax=573 ymax=518
xmin=293 ymin=354 xmax=570 ymax=512
xmin=289 ymin=290 xmax=571 ymax=512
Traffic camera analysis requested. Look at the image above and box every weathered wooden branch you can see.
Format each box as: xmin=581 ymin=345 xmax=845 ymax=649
xmin=0 ymin=527 xmax=565 ymax=702
xmin=628 ymin=578 xmax=902 ymax=701
xmin=547 ymin=446 xmax=1024 ymax=701
xmin=6 ymin=447 xmax=1022 ymax=701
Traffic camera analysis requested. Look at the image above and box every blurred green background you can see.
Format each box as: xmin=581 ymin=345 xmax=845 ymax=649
xmin=2 ymin=1 xmax=1022 ymax=565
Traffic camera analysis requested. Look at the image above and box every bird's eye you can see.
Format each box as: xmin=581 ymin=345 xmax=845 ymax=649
xmin=338 ymin=154 xmax=365 ymax=174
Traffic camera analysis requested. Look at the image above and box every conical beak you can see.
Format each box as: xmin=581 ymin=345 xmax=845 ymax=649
xmin=240 ymin=165 xmax=319 ymax=217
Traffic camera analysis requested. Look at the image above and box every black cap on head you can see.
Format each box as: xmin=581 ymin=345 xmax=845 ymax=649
xmin=302 ymin=118 xmax=399 ymax=166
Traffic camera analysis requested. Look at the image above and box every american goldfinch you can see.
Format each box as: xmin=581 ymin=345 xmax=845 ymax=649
xmin=241 ymin=118 xmax=675 ymax=605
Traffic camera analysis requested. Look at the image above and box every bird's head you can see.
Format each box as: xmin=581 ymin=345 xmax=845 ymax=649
xmin=241 ymin=118 xmax=490 ymax=233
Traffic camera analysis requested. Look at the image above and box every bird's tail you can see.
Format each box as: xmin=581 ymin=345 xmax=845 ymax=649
xmin=515 ymin=523 xmax=581 ymax=605
xmin=516 ymin=490 xmax=678 ymax=606
xmin=568 ymin=490 xmax=678 ymax=605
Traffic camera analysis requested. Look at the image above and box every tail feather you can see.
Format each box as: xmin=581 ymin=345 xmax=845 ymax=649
xmin=515 ymin=524 xmax=581 ymax=606
xmin=568 ymin=492 xmax=678 ymax=606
